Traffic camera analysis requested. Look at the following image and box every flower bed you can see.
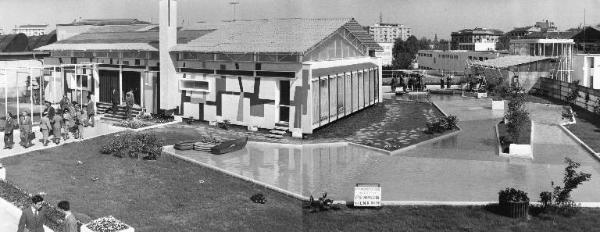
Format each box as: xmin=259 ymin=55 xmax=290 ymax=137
xmin=82 ymin=216 xmax=133 ymax=232
xmin=497 ymin=120 xmax=533 ymax=158
xmin=113 ymin=113 xmax=175 ymax=129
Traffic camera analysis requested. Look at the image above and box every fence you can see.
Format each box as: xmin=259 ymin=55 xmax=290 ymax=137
xmin=532 ymin=77 xmax=600 ymax=113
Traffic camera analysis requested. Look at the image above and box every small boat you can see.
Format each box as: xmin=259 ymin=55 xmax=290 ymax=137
xmin=210 ymin=137 xmax=248 ymax=155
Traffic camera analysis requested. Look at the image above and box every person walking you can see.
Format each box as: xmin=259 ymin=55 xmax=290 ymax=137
xmin=125 ymin=89 xmax=134 ymax=120
xmin=19 ymin=111 xmax=33 ymax=148
xmin=3 ymin=112 xmax=16 ymax=149
xmin=17 ymin=195 xmax=46 ymax=232
xmin=447 ymin=75 xmax=452 ymax=89
xmin=57 ymin=201 xmax=78 ymax=232
xmin=62 ymin=109 xmax=74 ymax=140
xmin=86 ymin=94 xmax=95 ymax=127
xmin=440 ymin=76 xmax=445 ymax=89
xmin=52 ymin=112 xmax=62 ymax=144
xmin=40 ymin=111 xmax=52 ymax=146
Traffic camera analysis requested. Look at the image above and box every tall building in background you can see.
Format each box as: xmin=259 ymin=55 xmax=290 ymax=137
xmin=367 ymin=14 xmax=411 ymax=66
xmin=12 ymin=24 xmax=53 ymax=36
xmin=451 ymin=27 xmax=503 ymax=51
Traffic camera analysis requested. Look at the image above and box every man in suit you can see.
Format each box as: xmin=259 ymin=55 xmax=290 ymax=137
xmin=125 ymin=89 xmax=134 ymax=119
xmin=4 ymin=112 xmax=16 ymax=149
xmin=107 ymin=88 xmax=120 ymax=115
xmin=59 ymin=94 xmax=70 ymax=113
xmin=17 ymin=195 xmax=46 ymax=232
xmin=19 ymin=111 xmax=33 ymax=148
xmin=57 ymin=201 xmax=78 ymax=232
xmin=86 ymin=94 xmax=96 ymax=127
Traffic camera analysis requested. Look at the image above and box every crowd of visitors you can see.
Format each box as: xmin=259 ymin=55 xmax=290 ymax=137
xmin=3 ymin=94 xmax=96 ymax=149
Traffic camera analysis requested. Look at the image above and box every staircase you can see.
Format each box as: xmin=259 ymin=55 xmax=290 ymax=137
xmin=97 ymin=102 xmax=143 ymax=121
xmin=266 ymin=121 xmax=289 ymax=138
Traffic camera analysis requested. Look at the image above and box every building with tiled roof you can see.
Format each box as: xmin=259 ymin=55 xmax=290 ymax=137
xmin=169 ymin=15 xmax=383 ymax=137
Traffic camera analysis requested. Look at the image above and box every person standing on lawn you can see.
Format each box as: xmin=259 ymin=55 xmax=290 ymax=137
xmin=3 ymin=112 xmax=16 ymax=149
xmin=17 ymin=195 xmax=46 ymax=232
xmin=52 ymin=112 xmax=62 ymax=144
xmin=19 ymin=111 xmax=33 ymax=148
xmin=40 ymin=111 xmax=52 ymax=146
xmin=57 ymin=201 xmax=78 ymax=232
xmin=86 ymin=94 xmax=95 ymax=127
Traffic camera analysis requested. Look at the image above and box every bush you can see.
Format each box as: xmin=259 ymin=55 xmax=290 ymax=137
xmin=499 ymin=188 xmax=529 ymax=203
xmin=114 ymin=118 xmax=152 ymax=129
xmin=100 ymin=132 xmax=164 ymax=160
xmin=426 ymin=115 xmax=458 ymax=134
xmin=539 ymin=158 xmax=592 ymax=216
xmin=504 ymin=87 xmax=530 ymax=142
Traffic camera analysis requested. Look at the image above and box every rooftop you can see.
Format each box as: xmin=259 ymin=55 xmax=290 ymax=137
xmin=57 ymin=18 xmax=150 ymax=26
xmin=17 ymin=24 xmax=49 ymax=28
xmin=173 ymin=18 xmax=381 ymax=54
xmin=452 ymin=27 xmax=503 ymax=36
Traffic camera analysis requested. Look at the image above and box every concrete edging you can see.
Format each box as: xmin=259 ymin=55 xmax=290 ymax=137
xmin=559 ymin=123 xmax=600 ymax=161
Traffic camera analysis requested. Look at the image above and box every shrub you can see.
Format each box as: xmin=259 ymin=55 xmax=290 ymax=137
xmin=498 ymin=188 xmax=529 ymax=203
xmin=100 ymin=132 xmax=164 ymax=160
xmin=504 ymin=87 xmax=529 ymax=142
xmin=114 ymin=118 xmax=151 ymax=129
xmin=594 ymin=98 xmax=600 ymax=115
xmin=561 ymin=106 xmax=575 ymax=121
xmin=426 ymin=115 xmax=458 ymax=134
xmin=304 ymin=192 xmax=337 ymax=212
xmin=539 ymin=158 xmax=592 ymax=216
xmin=565 ymin=80 xmax=581 ymax=106
xmin=250 ymin=193 xmax=266 ymax=204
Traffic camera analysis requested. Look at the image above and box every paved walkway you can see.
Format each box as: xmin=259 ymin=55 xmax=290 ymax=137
xmin=0 ymin=116 xmax=126 ymax=159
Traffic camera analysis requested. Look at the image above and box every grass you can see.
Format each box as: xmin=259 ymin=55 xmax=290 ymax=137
xmin=497 ymin=120 xmax=532 ymax=153
xmin=2 ymin=127 xmax=600 ymax=231
xmin=526 ymin=94 xmax=600 ymax=153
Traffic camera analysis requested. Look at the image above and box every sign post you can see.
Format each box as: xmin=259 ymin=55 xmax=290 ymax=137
xmin=354 ymin=183 xmax=381 ymax=207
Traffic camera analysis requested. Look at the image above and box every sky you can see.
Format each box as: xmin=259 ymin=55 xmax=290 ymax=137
xmin=1 ymin=0 xmax=599 ymax=39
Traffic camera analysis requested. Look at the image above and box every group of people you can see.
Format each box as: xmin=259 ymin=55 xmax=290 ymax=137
xmin=3 ymin=94 xmax=96 ymax=149
xmin=390 ymin=73 xmax=425 ymax=92
xmin=439 ymin=75 xmax=453 ymax=89
xmin=106 ymin=88 xmax=136 ymax=119
xmin=17 ymin=195 xmax=77 ymax=232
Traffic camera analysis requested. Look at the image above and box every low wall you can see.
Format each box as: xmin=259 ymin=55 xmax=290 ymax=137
xmin=532 ymin=77 xmax=600 ymax=113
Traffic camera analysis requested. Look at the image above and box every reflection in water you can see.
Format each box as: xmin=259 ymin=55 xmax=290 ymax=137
xmin=180 ymin=141 xmax=600 ymax=202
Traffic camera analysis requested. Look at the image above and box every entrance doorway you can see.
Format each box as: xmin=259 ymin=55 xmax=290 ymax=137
xmin=98 ymin=70 xmax=119 ymax=103
xmin=279 ymin=80 xmax=290 ymax=122
xmin=122 ymin=71 xmax=141 ymax=105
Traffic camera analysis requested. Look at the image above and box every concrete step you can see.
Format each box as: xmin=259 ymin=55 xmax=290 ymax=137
xmin=275 ymin=121 xmax=289 ymax=127
xmin=273 ymin=126 xmax=288 ymax=131
xmin=269 ymin=130 xmax=287 ymax=135
xmin=265 ymin=134 xmax=283 ymax=139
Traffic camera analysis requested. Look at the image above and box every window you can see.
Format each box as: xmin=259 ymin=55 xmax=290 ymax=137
xmin=220 ymin=64 xmax=226 ymax=70
xmin=179 ymin=79 xmax=210 ymax=92
xmin=75 ymin=75 xmax=88 ymax=89
xmin=135 ymin=59 xmax=141 ymax=66
xmin=235 ymin=63 xmax=239 ymax=70
xmin=255 ymin=63 xmax=261 ymax=70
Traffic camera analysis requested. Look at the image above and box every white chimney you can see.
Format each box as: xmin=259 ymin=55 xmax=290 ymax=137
xmin=159 ymin=0 xmax=179 ymax=112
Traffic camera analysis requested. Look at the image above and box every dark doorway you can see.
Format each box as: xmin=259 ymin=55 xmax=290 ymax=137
xmin=98 ymin=70 xmax=119 ymax=103
xmin=122 ymin=71 xmax=141 ymax=105
xmin=279 ymin=80 xmax=290 ymax=122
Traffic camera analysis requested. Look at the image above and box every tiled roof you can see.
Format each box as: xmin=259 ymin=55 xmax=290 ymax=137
xmin=525 ymin=31 xmax=579 ymax=39
xmin=452 ymin=27 xmax=503 ymax=36
xmin=173 ymin=18 xmax=381 ymax=53
xmin=27 ymin=30 xmax=57 ymax=50
xmin=471 ymin=55 xmax=555 ymax=69
xmin=35 ymin=29 xmax=212 ymax=52
xmin=57 ymin=19 xmax=150 ymax=26
xmin=18 ymin=24 xmax=48 ymax=28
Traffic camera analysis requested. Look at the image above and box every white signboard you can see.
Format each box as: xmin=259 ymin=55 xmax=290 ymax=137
xmin=354 ymin=183 xmax=381 ymax=207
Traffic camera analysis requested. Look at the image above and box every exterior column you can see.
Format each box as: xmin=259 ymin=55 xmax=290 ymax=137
xmin=140 ymin=71 xmax=145 ymax=109
xmin=119 ymin=65 xmax=123 ymax=105
xmin=301 ymin=63 xmax=313 ymax=135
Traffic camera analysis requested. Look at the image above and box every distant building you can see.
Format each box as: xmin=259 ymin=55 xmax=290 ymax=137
xmin=510 ymin=37 xmax=574 ymax=82
xmin=573 ymin=54 xmax=600 ymax=89
xmin=56 ymin=18 xmax=152 ymax=41
xmin=506 ymin=20 xmax=559 ymax=39
xmin=12 ymin=24 xmax=53 ymax=36
xmin=572 ymin=26 xmax=600 ymax=54
xmin=367 ymin=21 xmax=410 ymax=66
xmin=451 ymin=27 xmax=503 ymax=51
xmin=416 ymin=50 xmax=506 ymax=76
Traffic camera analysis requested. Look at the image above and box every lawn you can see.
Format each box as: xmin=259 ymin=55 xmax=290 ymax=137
xmin=2 ymin=126 xmax=600 ymax=231
xmin=305 ymin=99 xmax=450 ymax=151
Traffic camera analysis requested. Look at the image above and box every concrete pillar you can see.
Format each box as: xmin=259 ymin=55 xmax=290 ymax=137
xmin=159 ymin=0 xmax=179 ymax=112
xmin=119 ymin=65 xmax=123 ymax=105
xmin=300 ymin=64 xmax=312 ymax=135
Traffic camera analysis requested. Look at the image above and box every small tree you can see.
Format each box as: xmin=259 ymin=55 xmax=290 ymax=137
xmin=565 ymin=80 xmax=581 ymax=106
xmin=540 ymin=158 xmax=592 ymax=216
xmin=504 ymin=87 xmax=530 ymax=142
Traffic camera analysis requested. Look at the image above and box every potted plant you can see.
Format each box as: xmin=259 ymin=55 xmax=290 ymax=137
xmin=498 ymin=188 xmax=530 ymax=218
xmin=476 ymin=89 xmax=487 ymax=99
xmin=491 ymin=85 xmax=509 ymax=110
